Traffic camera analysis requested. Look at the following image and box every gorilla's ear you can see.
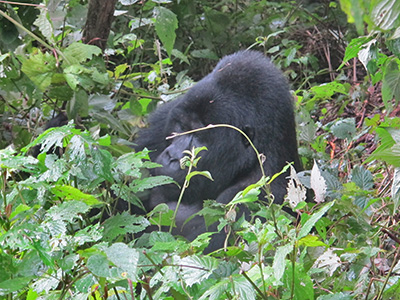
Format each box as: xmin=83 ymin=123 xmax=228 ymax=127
xmin=242 ymin=125 xmax=255 ymax=147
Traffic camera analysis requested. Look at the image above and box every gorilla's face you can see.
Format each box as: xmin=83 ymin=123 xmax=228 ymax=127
xmin=152 ymin=100 xmax=253 ymax=193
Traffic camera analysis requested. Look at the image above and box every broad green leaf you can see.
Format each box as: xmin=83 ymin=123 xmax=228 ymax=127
xmin=371 ymin=0 xmax=400 ymax=31
xmin=177 ymin=255 xmax=218 ymax=286
xmin=339 ymin=36 xmax=372 ymax=69
xmin=154 ymin=7 xmax=178 ymax=57
xmin=102 ymin=212 xmax=149 ymax=241
xmin=63 ymin=42 xmax=102 ymax=65
xmin=33 ymin=8 xmax=54 ymax=44
xmin=273 ymin=243 xmax=293 ymax=282
xmin=351 ymin=165 xmax=373 ymax=190
xmin=51 ymin=186 xmax=100 ymax=205
xmin=21 ymin=51 xmax=57 ymax=91
xmin=298 ymin=201 xmax=335 ymax=240
xmin=87 ymin=254 xmax=110 ymax=278
xmin=229 ymin=188 xmax=260 ymax=205
xmin=298 ymin=235 xmax=327 ymax=247
xmin=382 ymin=60 xmax=400 ymax=109
xmin=331 ymin=118 xmax=356 ymax=139
xmin=339 ymin=0 xmax=365 ymax=34
xmin=69 ymin=89 xmax=89 ymax=118
xmin=198 ymin=274 xmax=256 ymax=300
xmin=105 ymin=243 xmax=139 ymax=280
xmin=310 ymin=82 xmax=349 ymax=102
xmin=0 ymin=276 xmax=35 ymax=293
xmin=131 ymin=175 xmax=175 ymax=192
xmin=282 ymin=262 xmax=314 ymax=300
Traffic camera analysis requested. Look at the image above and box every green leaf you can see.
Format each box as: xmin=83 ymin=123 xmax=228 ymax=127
xmin=298 ymin=235 xmax=327 ymax=247
xmin=298 ymin=201 xmax=335 ymax=240
xmin=154 ymin=7 xmax=178 ymax=56
xmin=198 ymin=274 xmax=256 ymax=300
xmin=102 ymin=212 xmax=149 ymax=241
xmin=33 ymin=7 xmax=54 ymax=44
xmin=47 ymin=199 xmax=91 ymax=222
xmin=351 ymin=165 xmax=373 ymax=190
xmin=317 ymin=292 xmax=353 ymax=300
xmin=273 ymin=243 xmax=293 ymax=282
xmin=21 ymin=51 xmax=57 ymax=91
xmin=87 ymin=254 xmax=111 ymax=278
xmin=186 ymin=170 xmax=214 ymax=182
xmin=229 ymin=189 xmax=260 ymax=205
xmin=382 ymin=60 xmax=400 ymax=109
xmin=339 ymin=36 xmax=372 ymax=69
xmin=282 ymin=262 xmax=314 ymax=300
xmin=68 ymin=89 xmax=89 ymax=118
xmin=51 ymin=186 xmax=100 ymax=205
xmin=371 ymin=0 xmax=400 ymax=31
xmin=148 ymin=203 xmax=175 ymax=227
xmin=0 ymin=276 xmax=35 ymax=293
xmin=131 ymin=175 xmax=175 ymax=192
xmin=177 ymin=255 xmax=218 ymax=287
xmin=331 ymin=118 xmax=356 ymax=139
xmin=63 ymin=42 xmax=102 ymax=66
xmin=105 ymin=243 xmax=139 ymax=280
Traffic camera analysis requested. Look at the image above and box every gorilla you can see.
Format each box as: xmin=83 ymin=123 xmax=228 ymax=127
xmin=135 ymin=50 xmax=302 ymax=249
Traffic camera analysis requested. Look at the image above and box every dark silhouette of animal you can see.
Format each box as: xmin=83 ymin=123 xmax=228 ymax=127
xmin=136 ymin=50 xmax=302 ymax=249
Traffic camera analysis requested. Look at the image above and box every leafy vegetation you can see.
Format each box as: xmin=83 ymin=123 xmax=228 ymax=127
xmin=1 ymin=0 xmax=400 ymax=299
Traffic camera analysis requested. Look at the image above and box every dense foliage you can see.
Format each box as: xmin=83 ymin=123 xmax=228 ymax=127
xmin=1 ymin=0 xmax=400 ymax=299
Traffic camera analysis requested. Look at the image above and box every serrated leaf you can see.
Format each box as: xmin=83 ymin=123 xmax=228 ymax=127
xmin=351 ymin=165 xmax=374 ymax=190
xmin=131 ymin=175 xmax=175 ymax=192
xmin=104 ymin=243 xmax=139 ymax=280
xmin=311 ymin=161 xmax=327 ymax=203
xmin=198 ymin=274 xmax=256 ymax=300
xmin=21 ymin=52 xmax=57 ymax=91
xmin=383 ymin=60 xmax=400 ymax=105
xmin=63 ymin=42 xmax=102 ymax=66
xmin=103 ymin=212 xmax=149 ymax=241
xmin=47 ymin=199 xmax=91 ymax=222
xmin=154 ymin=7 xmax=178 ymax=56
xmin=286 ymin=165 xmax=307 ymax=208
xmin=148 ymin=203 xmax=175 ymax=227
xmin=0 ymin=277 xmax=35 ymax=293
xmin=339 ymin=36 xmax=373 ymax=69
xmin=51 ymin=186 xmax=100 ymax=205
xmin=176 ymin=255 xmax=218 ymax=286
xmin=87 ymin=254 xmax=110 ymax=278
xmin=68 ymin=89 xmax=89 ymax=118
xmin=312 ymin=248 xmax=341 ymax=276
xmin=331 ymin=118 xmax=356 ymax=139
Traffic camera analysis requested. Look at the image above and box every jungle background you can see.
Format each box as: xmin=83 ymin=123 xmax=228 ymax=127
xmin=1 ymin=0 xmax=400 ymax=299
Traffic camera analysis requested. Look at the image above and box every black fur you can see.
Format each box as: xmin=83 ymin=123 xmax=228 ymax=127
xmin=136 ymin=50 xmax=301 ymax=249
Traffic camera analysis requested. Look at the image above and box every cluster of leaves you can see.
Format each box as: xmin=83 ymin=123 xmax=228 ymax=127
xmin=1 ymin=0 xmax=400 ymax=299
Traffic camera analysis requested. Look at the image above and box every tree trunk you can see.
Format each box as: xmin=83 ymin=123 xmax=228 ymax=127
xmin=83 ymin=0 xmax=118 ymax=51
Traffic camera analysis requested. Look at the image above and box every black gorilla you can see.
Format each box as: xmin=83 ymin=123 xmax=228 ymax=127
xmin=136 ymin=50 xmax=301 ymax=248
